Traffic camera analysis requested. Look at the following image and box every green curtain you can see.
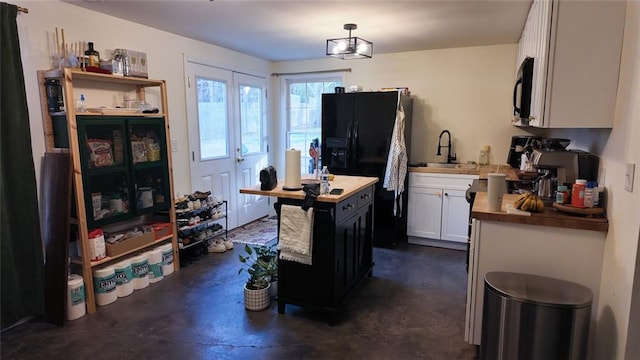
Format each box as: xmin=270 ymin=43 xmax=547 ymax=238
xmin=0 ymin=2 xmax=46 ymax=329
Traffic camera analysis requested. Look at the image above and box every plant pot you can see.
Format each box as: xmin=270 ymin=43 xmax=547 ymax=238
xmin=244 ymin=283 xmax=271 ymax=311
xmin=269 ymin=280 xmax=278 ymax=299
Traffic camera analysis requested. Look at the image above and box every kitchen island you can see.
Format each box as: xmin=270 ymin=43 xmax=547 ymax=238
xmin=240 ymin=175 xmax=378 ymax=324
xmin=466 ymin=192 xmax=608 ymax=356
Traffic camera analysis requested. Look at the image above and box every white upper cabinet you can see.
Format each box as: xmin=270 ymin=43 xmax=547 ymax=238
xmin=514 ymin=0 xmax=625 ymax=128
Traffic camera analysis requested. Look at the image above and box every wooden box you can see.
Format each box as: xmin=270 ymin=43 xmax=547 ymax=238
xmin=106 ymin=231 xmax=154 ymax=257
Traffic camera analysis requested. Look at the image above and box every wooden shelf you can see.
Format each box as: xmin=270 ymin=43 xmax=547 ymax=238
xmin=62 ymin=69 xmax=164 ymax=87
xmin=69 ymin=235 xmax=174 ymax=267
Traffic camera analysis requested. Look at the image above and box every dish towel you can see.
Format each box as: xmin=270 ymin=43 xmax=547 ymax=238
xmin=383 ymin=91 xmax=407 ymax=217
xmin=277 ymin=204 xmax=314 ymax=265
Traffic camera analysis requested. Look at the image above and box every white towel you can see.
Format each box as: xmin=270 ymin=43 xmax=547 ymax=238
xmin=277 ymin=205 xmax=314 ymax=265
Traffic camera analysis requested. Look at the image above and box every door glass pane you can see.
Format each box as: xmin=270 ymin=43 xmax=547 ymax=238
xmin=239 ymin=84 xmax=263 ymax=155
xmin=197 ymin=77 xmax=228 ymax=160
xmin=287 ymin=79 xmax=341 ymax=173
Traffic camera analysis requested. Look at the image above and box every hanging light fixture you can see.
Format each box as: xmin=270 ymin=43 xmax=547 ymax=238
xmin=326 ymin=23 xmax=373 ymax=59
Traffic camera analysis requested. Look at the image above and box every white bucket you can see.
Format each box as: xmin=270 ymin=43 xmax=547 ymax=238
xmin=158 ymin=243 xmax=174 ymax=276
xmin=67 ymin=274 xmax=86 ymax=320
xmin=93 ymin=266 xmax=117 ymax=306
xmin=113 ymin=258 xmax=134 ymax=297
xmin=130 ymin=254 xmax=149 ymax=290
xmin=146 ymin=249 xmax=164 ymax=284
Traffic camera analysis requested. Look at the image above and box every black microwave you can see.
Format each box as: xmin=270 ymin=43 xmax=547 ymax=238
xmin=513 ymin=57 xmax=534 ymax=122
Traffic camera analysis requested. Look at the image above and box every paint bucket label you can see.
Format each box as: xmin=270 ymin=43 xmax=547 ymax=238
xmin=132 ymin=260 xmax=149 ymax=279
xmin=115 ymin=266 xmax=132 ymax=285
xmin=149 ymin=262 xmax=163 ymax=279
xmin=70 ymin=284 xmax=85 ymax=305
xmin=162 ymin=250 xmax=173 ymax=266
xmin=94 ymin=274 xmax=116 ymax=294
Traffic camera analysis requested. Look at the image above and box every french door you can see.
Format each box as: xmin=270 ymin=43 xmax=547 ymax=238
xmin=185 ymin=60 xmax=269 ymax=229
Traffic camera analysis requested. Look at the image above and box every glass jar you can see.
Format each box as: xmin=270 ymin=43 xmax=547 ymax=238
xmin=479 ymin=145 xmax=490 ymax=165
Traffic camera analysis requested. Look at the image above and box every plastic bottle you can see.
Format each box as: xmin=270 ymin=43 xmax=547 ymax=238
xmin=320 ymin=166 xmax=330 ymax=195
xmin=77 ymin=94 xmax=86 ymax=112
xmin=555 ymin=185 xmax=569 ymax=204
xmin=584 ymin=182 xmax=597 ymax=208
xmin=571 ymin=179 xmax=587 ymax=207
xmin=479 ymin=145 xmax=490 ymax=165
xmin=85 ymin=42 xmax=100 ymax=68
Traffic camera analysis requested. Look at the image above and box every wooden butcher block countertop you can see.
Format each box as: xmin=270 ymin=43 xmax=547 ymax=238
xmin=409 ymin=164 xmax=520 ymax=181
xmin=472 ymin=192 xmax=608 ymax=232
xmin=239 ymin=175 xmax=378 ymax=203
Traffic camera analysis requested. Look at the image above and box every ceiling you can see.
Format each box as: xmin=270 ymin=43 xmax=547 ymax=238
xmin=65 ymin=0 xmax=532 ymax=62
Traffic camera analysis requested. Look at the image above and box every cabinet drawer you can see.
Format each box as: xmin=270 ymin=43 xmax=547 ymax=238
xmin=336 ymin=194 xmax=359 ymax=221
xmin=356 ymin=186 xmax=374 ymax=209
xmin=409 ymin=173 xmax=476 ymax=190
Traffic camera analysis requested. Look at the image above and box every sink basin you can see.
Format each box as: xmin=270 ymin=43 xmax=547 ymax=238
xmin=426 ymin=162 xmax=458 ymax=168
xmin=426 ymin=162 xmax=478 ymax=170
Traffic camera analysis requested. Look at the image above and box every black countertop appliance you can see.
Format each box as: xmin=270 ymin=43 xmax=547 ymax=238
xmin=322 ymin=91 xmax=413 ymax=248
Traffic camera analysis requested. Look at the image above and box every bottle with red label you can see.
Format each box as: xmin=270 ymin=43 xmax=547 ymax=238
xmin=571 ymin=179 xmax=587 ymax=207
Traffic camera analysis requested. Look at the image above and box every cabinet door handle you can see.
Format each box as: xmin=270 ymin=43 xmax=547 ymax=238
xmin=436 ymin=191 xmax=441 ymax=197
xmin=360 ymin=193 xmax=370 ymax=199
xmin=444 ymin=193 xmax=449 ymax=196
xmin=236 ymin=156 xmax=245 ymax=163
xmin=343 ymin=203 xmax=354 ymax=211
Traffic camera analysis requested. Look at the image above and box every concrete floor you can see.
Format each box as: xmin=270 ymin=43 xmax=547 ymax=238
xmin=1 ymin=243 xmax=478 ymax=360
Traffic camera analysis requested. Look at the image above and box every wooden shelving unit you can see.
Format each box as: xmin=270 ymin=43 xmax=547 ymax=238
xmin=37 ymin=68 xmax=180 ymax=313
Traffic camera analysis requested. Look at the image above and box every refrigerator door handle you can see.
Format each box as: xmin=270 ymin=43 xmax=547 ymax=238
xmin=352 ymin=121 xmax=359 ymax=163
xmin=346 ymin=120 xmax=353 ymax=167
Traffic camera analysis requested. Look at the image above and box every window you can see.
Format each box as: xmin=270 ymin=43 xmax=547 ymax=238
xmin=285 ymin=76 xmax=342 ymax=174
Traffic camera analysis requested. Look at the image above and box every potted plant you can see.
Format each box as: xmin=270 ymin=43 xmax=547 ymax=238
xmin=255 ymin=244 xmax=278 ymax=298
xmin=238 ymin=244 xmax=272 ymax=311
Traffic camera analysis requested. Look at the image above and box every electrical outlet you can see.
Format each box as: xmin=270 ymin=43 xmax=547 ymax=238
xmin=171 ymin=140 xmax=178 ymax=153
xmin=625 ymin=162 xmax=635 ymax=192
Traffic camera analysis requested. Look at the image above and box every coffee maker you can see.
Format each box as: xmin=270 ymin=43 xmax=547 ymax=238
xmin=507 ymin=136 xmax=543 ymax=169
xmin=533 ymin=149 xmax=599 ymax=186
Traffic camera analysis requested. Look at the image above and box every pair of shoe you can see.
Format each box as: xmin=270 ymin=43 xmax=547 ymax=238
xmin=223 ymin=237 xmax=234 ymax=250
xmin=207 ymin=239 xmax=227 ymax=253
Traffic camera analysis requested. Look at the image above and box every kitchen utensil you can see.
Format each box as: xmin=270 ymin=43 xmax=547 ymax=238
xmin=537 ymin=178 xmax=553 ymax=198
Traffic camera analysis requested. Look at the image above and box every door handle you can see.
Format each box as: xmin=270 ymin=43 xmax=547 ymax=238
xmin=237 ymin=156 xmax=245 ymax=163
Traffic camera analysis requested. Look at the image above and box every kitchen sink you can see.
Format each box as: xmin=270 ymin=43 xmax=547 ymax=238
xmin=427 ymin=162 xmax=458 ymax=168
xmin=426 ymin=162 xmax=478 ymax=170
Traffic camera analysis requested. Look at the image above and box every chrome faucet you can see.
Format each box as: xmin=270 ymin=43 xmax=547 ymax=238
xmin=437 ymin=130 xmax=457 ymax=163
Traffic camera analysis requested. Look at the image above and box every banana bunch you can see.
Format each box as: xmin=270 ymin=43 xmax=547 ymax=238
xmin=513 ymin=192 xmax=545 ymax=212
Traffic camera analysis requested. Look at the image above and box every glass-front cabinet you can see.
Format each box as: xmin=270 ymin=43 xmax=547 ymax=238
xmin=77 ymin=116 xmax=171 ymax=228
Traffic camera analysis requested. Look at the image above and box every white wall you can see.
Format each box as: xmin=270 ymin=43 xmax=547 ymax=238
xmin=15 ymin=0 xmax=270 ymax=197
xmin=595 ymin=2 xmax=640 ymax=359
xmin=270 ymin=44 xmax=535 ymax=173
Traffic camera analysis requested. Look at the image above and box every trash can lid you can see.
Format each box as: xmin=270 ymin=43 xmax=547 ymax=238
xmin=484 ymin=272 xmax=593 ymax=308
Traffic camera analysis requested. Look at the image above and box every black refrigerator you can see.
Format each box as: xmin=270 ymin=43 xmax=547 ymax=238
xmin=322 ymin=91 xmax=413 ymax=248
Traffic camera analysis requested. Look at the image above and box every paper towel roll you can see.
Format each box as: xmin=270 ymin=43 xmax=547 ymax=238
xmin=146 ymin=249 xmax=164 ymax=284
xmin=157 ymin=243 xmax=174 ymax=276
xmin=93 ymin=266 xmax=117 ymax=306
xmin=114 ymin=259 xmax=134 ymax=298
xmin=284 ymin=149 xmax=302 ymax=190
xmin=487 ymin=173 xmax=507 ymax=212
xmin=130 ymin=254 xmax=150 ymax=290
xmin=67 ymin=274 xmax=86 ymax=320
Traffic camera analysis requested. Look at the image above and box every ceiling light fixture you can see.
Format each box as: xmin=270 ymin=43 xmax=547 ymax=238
xmin=326 ymin=23 xmax=373 ymax=60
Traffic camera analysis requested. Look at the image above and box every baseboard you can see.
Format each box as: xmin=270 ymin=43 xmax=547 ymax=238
xmin=407 ymin=236 xmax=467 ymax=251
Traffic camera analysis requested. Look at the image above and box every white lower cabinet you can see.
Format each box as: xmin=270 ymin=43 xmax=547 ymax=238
xmin=407 ymin=172 xmax=477 ymax=249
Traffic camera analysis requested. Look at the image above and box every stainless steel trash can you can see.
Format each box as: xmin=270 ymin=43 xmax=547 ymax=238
xmin=480 ymin=272 xmax=593 ymax=360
